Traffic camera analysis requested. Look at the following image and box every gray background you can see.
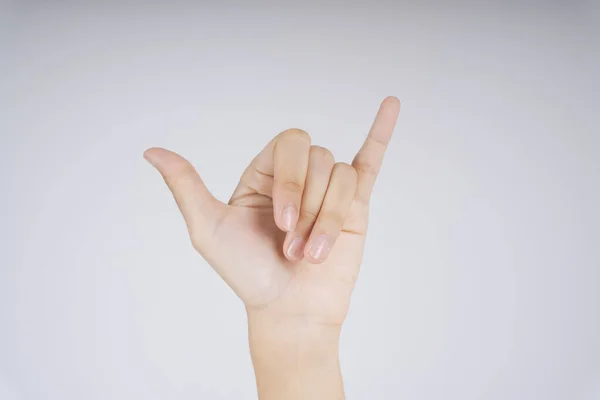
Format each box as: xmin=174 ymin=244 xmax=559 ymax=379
xmin=1 ymin=1 xmax=599 ymax=399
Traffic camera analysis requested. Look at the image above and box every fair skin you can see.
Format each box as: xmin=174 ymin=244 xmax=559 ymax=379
xmin=144 ymin=97 xmax=400 ymax=400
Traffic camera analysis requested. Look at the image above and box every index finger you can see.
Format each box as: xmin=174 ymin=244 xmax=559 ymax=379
xmin=352 ymin=96 xmax=400 ymax=204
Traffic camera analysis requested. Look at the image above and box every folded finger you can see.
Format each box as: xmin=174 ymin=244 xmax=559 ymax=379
xmin=272 ymin=129 xmax=311 ymax=232
xmin=284 ymin=146 xmax=335 ymax=261
xmin=304 ymin=162 xmax=358 ymax=264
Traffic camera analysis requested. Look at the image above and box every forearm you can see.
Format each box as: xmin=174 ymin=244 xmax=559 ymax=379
xmin=248 ymin=311 xmax=344 ymax=400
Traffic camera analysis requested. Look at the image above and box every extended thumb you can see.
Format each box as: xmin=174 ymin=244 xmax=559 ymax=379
xmin=144 ymin=147 xmax=224 ymax=249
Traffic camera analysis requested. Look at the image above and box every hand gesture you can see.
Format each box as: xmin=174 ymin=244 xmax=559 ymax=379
xmin=144 ymin=97 xmax=400 ymax=327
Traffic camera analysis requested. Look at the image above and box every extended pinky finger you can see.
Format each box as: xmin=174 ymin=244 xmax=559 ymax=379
xmin=304 ymin=162 xmax=357 ymax=264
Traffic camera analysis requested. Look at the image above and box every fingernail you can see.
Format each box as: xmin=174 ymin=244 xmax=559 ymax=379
xmin=286 ymin=237 xmax=305 ymax=261
xmin=281 ymin=205 xmax=296 ymax=232
xmin=308 ymin=235 xmax=330 ymax=261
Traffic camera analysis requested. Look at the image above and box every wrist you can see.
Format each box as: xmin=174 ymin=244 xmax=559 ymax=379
xmin=247 ymin=308 xmax=342 ymax=346
xmin=247 ymin=309 xmax=344 ymax=400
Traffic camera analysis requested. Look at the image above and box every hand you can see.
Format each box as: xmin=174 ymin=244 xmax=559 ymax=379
xmin=143 ymin=97 xmax=400 ymax=327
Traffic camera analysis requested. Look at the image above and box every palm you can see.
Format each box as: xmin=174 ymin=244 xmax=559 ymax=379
xmin=208 ymin=194 xmax=366 ymax=325
xmin=145 ymin=98 xmax=400 ymax=326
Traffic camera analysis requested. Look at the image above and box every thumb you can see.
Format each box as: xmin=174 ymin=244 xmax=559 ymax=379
xmin=143 ymin=147 xmax=225 ymax=251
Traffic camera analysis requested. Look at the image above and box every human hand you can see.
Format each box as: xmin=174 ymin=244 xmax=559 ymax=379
xmin=144 ymin=97 xmax=400 ymax=328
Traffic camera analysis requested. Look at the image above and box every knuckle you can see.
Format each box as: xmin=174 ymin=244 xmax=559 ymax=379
xmin=352 ymin=158 xmax=378 ymax=177
xmin=282 ymin=180 xmax=303 ymax=194
xmin=280 ymin=128 xmax=311 ymax=143
xmin=299 ymin=208 xmax=319 ymax=221
xmin=165 ymin=162 xmax=197 ymax=186
xmin=190 ymin=236 xmax=202 ymax=252
xmin=367 ymin=135 xmax=388 ymax=149
xmin=190 ymin=231 xmax=205 ymax=252
xmin=251 ymin=167 xmax=272 ymax=181
xmin=310 ymin=145 xmax=335 ymax=166
xmin=334 ymin=162 xmax=358 ymax=181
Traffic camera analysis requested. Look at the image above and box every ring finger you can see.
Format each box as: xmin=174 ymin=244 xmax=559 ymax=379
xmin=304 ymin=162 xmax=358 ymax=264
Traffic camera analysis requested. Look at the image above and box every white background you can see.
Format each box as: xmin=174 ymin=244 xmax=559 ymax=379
xmin=1 ymin=2 xmax=599 ymax=399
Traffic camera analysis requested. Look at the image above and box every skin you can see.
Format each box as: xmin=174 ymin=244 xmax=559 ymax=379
xmin=144 ymin=96 xmax=401 ymax=400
